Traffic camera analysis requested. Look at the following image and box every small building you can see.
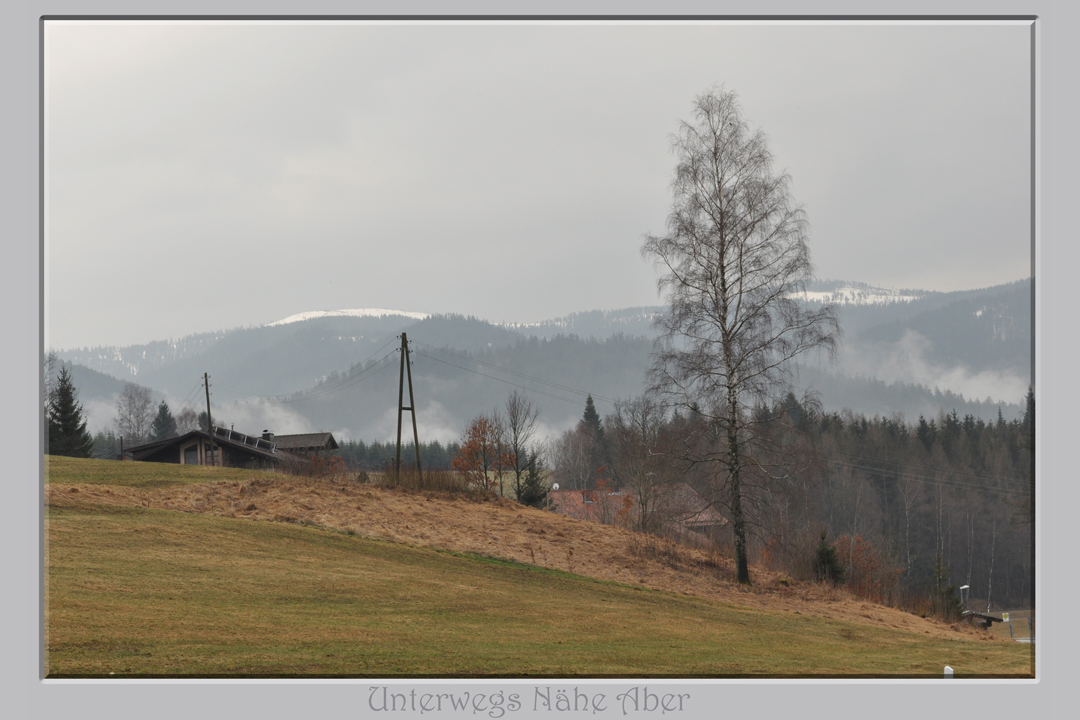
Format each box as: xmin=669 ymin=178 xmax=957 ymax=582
xmin=548 ymin=488 xmax=630 ymax=524
xmin=122 ymin=427 xmax=301 ymax=469
xmin=548 ymin=483 xmax=727 ymax=540
xmin=665 ymin=484 xmax=728 ymax=534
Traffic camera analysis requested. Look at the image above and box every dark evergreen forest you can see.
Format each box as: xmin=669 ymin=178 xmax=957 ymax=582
xmin=754 ymin=392 xmax=1035 ymax=611
xmin=334 ymin=439 xmax=462 ymax=472
xmin=546 ymin=390 xmax=1034 ymax=613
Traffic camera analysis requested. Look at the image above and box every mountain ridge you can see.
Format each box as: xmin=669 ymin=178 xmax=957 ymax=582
xmin=54 ymin=279 xmax=1031 ymax=439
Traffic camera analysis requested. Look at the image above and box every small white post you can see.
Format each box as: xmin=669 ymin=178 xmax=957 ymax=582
xmin=944 ymin=666 xmax=954 ymax=678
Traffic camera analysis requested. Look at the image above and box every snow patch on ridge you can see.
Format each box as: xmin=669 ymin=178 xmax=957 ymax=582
xmin=266 ymin=308 xmax=430 ymax=327
xmin=797 ymin=286 xmax=921 ymax=306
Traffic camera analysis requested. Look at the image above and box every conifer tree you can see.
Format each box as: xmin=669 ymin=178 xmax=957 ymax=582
xmin=813 ymin=530 xmax=845 ymax=585
xmin=516 ymin=450 xmax=549 ymax=509
xmin=582 ymin=394 xmax=604 ymax=443
xmin=915 ymin=416 xmax=936 ymax=452
xmin=47 ymin=366 xmax=94 ymax=458
xmin=580 ymin=394 xmax=608 ymax=488
xmin=1022 ymin=387 xmax=1034 ymax=438
xmin=150 ymin=401 xmax=178 ymax=442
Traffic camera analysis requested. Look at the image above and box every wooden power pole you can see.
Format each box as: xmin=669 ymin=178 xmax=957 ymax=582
xmin=204 ymin=372 xmax=217 ymax=466
xmin=395 ymin=333 xmax=423 ymax=482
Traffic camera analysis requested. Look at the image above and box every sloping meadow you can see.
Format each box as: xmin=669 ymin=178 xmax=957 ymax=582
xmin=43 ymin=457 xmax=1033 ymax=677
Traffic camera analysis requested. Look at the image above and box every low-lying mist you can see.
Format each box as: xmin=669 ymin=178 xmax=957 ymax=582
xmin=834 ymin=329 xmax=1029 ymax=406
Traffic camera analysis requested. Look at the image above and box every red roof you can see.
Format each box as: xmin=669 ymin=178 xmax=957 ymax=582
xmin=549 ymin=484 xmax=726 ymax=530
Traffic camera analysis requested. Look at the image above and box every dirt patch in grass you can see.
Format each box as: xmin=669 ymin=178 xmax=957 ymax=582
xmin=46 ymin=474 xmax=996 ymax=644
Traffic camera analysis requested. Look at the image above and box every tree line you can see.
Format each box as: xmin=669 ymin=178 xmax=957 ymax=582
xmin=545 ymin=389 xmax=1033 ymax=613
xmin=335 ymin=438 xmax=462 ymax=473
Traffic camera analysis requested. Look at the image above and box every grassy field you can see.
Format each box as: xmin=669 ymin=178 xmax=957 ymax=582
xmin=44 ymin=454 xmax=274 ymax=488
xmin=44 ymin=457 xmax=1034 ymax=678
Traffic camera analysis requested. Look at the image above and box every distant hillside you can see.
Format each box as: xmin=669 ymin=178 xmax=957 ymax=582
xmin=795 ymin=366 xmax=1023 ymax=424
xmin=56 ymin=329 xmax=236 ymax=381
xmin=504 ymin=306 xmax=664 ymax=341
xmin=53 ymin=280 xmax=1032 ymax=441
xmin=811 ymin=279 xmax=1030 ymax=343
xmin=228 ymin=332 xmax=656 ymax=443
xmin=802 ymin=280 xmax=926 ymax=306
xmin=49 ymin=360 xmax=129 ymax=400
xmin=851 ymin=279 xmax=1030 ymax=374
xmin=58 ymin=313 xmax=454 ymax=399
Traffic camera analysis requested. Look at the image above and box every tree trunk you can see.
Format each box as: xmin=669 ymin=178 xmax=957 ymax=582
xmin=966 ymin=510 xmax=974 ymax=587
xmin=726 ymin=396 xmax=751 ymax=585
xmin=986 ymin=512 xmax=998 ymax=613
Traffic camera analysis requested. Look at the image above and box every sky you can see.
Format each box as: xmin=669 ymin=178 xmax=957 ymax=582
xmin=44 ymin=20 xmax=1033 ymax=350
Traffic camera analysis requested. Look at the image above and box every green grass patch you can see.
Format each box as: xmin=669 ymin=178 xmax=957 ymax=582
xmin=45 ymin=492 xmax=1034 ymax=678
xmin=45 ymin=454 xmax=279 ymax=489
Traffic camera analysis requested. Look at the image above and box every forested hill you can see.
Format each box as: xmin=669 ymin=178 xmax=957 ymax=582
xmin=504 ymin=307 xmax=664 ymax=341
xmin=54 ymin=280 xmax=1031 ymax=439
xmin=278 ymin=333 xmax=655 ymax=441
xmin=847 ymin=279 xmax=1030 ymax=374
xmin=56 ymin=329 xmax=236 ymax=381
xmin=56 ymin=313 xmax=526 ymax=396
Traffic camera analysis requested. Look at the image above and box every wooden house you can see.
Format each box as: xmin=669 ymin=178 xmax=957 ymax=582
xmin=122 ymin=427 xmax=302 ymax=469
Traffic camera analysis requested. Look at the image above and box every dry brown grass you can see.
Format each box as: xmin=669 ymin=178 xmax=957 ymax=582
xmin=46 ymin=472 xmax=998 ymax=644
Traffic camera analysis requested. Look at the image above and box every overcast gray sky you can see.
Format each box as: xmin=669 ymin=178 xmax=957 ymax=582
xmin=44 ymin=20 xmax=1032 ymax=350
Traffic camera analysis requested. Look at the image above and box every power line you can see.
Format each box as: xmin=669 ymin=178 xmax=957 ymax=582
xmin=284 ymin=336 xmax=401 ymax=397
xmin=410 ymin=340 xmax=617 ymax=406
xmin=824 ymin=459 xmax=1031 ymax=499
xmin=213 ymin=338 xmax=402 ymax=403
xmin=412 ymin=349 xmax=608 ymax=410
xmin=164 ymin=334 xmax=613 ymax=414
xmin=827 ymin=450 xmax=1032 ymax=490
xmin=270 ymin=352 xmax=398 ymax=403
xmin=209 ymin=350 xmax=399 ymax=405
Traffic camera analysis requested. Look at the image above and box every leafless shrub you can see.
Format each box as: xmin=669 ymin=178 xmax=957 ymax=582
xmin=370 ymin=463 xmax=483 ymax=497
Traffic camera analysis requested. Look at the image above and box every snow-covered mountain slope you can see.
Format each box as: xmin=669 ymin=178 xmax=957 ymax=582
xmin=798 ymin=285 xmax=923 ymax=306
xmin=266 ymin=308 xmax=430 ymax=327
xmin=501 ymin=307 xmax=664 ymax=340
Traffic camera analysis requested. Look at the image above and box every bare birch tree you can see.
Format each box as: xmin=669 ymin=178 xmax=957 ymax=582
xmin=503 ymin=391 xmax=540 ymax=502
xmin=175 ymin=407 xmax=200 ymax=434
xmin=550 ymin=426 xmax=593 ymax=492
xmin=115 ymin=382 xmax=155 ymax=446
xmin=641 ymin=87 xmax=840 ymax=584
xmin=607 ymin=395 xmax=670 ymax=533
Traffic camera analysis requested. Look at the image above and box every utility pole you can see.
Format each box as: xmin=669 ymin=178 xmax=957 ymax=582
xmin=395 ymin=333 xmax=423 ymax=482
xmin=204 ymin=372 xmax=216 ymax=466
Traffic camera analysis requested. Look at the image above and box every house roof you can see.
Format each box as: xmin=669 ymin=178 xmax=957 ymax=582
xmin=549 ymin=488 xmax=627 ymax=523
xmin=124 ymin=429 xmax=298 ymax=464
xmin=271 ymin=432 xmax=339 ymax=451
xmin=548 ymin=484 xmax=727 ymax=528
xmin=665 ymin=484 xmax=727 ymax=527
xmin=213 ymin=426 xmax=277 ymax=452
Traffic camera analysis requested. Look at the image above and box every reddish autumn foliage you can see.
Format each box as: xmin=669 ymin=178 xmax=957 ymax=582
xmin=452 ymin=415 xmax=510 ymax=492
xmin=833 ymin=534 xmax=903 ymax=604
